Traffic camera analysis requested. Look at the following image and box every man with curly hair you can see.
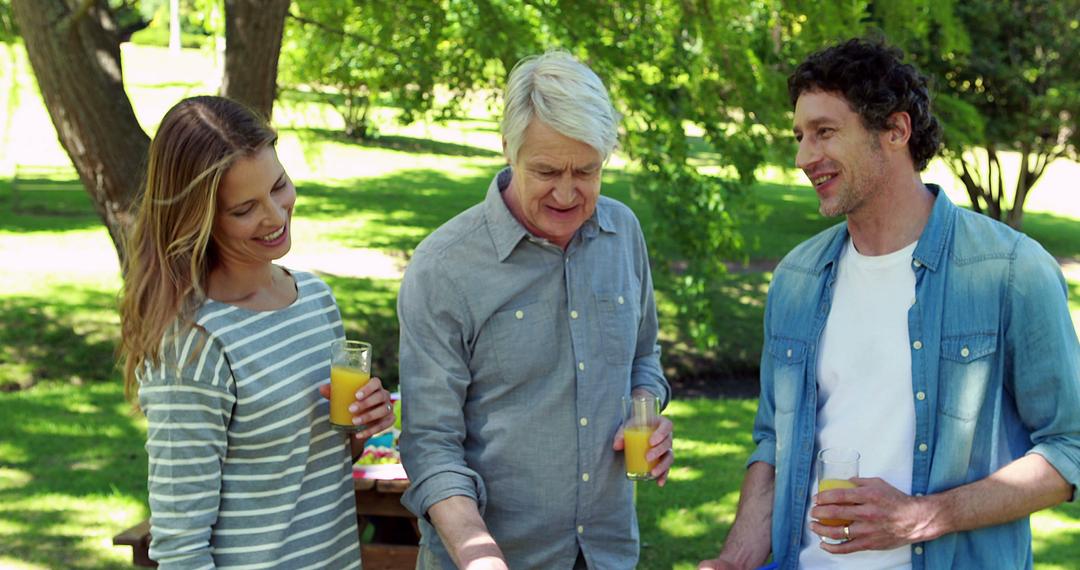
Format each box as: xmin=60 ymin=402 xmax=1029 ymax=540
xmin=700 ymin=38 xmax=1080 ymax=570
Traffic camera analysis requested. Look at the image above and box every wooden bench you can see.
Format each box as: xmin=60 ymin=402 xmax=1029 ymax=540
xmin=113 ymin=478 xmax=418 ymax=568
xmin=112 ymin=519 xmax=156 ymax=567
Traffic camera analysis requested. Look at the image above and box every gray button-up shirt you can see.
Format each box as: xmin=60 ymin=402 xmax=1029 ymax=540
xmin=398 ymin=168 xmax=669 ymax=569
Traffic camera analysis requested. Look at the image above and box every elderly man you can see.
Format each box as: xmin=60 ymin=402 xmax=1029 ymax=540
xmin=398 ymin=51 xmax=674 ymax=570
xmin=700 ymin=39 xmax=1080 ymax=570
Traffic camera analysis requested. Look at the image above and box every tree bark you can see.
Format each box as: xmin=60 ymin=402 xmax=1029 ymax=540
xmin=11 ymin=0 xmax=149 ymax=262
xmin=222 ymin=0 xmax=291 ymax=120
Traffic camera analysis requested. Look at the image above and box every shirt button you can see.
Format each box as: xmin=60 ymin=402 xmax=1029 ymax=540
xmin=919 ymin=443 xmax=928 ymax=452
xmin=514 ymin=310 xmax=524 ymax=320
xmin=617 ymin=295 xmax=625 ymax=305
xmin=578 ymin=362 xmax=585 ymax=371
xmin=960 ymin=346 xmax=970 ymax=358
xmin=570 ymin=310 xmax=579 ymax=319
xmin=915 ymin=493 xmax=924 ymax=497
xmin=786 ymin=348 xmax=793 ymax=358
xmin=582 ymin=473 xmax=590 ymax=482
xmin=577 ymin=525 xmax=584 ymax=534
xmin=913 ymin=260 xmax=923 ymax=268
xmin=914 ymin=546 xmax=924 ymax=555
xmin=580 ymin=417 xmax=588 ymax=427
xmin=916 ymin=391 xmax=926 ymax=401
xmin=912 ymin=340 xmax=923 ymax=350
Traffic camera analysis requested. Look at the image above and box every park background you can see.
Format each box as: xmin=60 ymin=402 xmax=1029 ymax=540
xmin=0 ymin=1 xmax=1078 ymax=568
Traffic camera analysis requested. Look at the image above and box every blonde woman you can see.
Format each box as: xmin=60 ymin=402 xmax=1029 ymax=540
xmin=119 ymin=96 xmax=392 ymax=569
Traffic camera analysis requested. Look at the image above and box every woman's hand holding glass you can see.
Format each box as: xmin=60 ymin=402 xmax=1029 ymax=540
xmin=319 ymin=339 xmax=394 ymax=440
xmin=318 ymin=376 xmax=394 ymax=440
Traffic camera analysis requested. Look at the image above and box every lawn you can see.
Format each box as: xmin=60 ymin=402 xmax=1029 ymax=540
xmin=2 ymin=40 xmax=1080 ymax=569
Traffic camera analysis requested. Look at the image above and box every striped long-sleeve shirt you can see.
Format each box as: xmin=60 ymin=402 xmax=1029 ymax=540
xmin=139 ymin=270 xmax=361 ymax=569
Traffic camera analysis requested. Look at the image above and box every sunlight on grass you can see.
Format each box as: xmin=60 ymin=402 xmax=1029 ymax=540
xmin=0 ymin=466 xmax=33 ymax=490
xmin=657 ymin=496 xmax=741 ymax=539
xmin=0 ymin=494 xmax=145 ymax=568
xmin=0 ymin=558 xmax=50 ymax=570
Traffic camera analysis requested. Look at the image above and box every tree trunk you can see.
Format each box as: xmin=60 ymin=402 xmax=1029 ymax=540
xmin=955 ymin=158 xmax=985 ymax=215
xmin=222 ymin=0 xmax=291 ymax=120
xmin=11 ymin=0 xmax=150 ymax=263
xmin=1005 ymin=150 xmax=1048 ymax=230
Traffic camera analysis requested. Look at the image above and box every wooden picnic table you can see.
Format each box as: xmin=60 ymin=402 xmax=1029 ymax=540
xmin=113 ymin=474 xmax=420 ymax=568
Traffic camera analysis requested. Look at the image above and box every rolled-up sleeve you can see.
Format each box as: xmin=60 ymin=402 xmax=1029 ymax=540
xmin=1007 ymin=239 xmax=1080 ymax=499
xmin=139 ymin=332 xmax=235 ymax=569
xmin=398 ymin=252 xmax=488 ymax=518
xmin=629 ymin=220 xmax=670 ymax=408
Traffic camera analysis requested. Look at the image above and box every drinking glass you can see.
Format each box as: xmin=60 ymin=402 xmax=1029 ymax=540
xmin=816 ymin=447 xmax=859 ymax=543
xmin=622 ymin=393 xmax=660 ymax=480
xmin=329 ymin=340 xmax=372 ymax=432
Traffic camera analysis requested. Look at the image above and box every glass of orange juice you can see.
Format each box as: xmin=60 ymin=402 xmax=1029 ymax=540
xmin=816 ymin=447 xmax=859 ymax=543
xmin=622 ymin=393 xmax=660 ymax=480
xmin=329 ymin=339 xmax=372 ymax=432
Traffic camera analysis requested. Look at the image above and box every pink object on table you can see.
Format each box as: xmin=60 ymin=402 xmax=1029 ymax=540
xmin=354 ymin=463 xmax=408 ymax=480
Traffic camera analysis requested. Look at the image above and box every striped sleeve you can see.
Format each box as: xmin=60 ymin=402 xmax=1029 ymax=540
xmin=139 ymin=325 xmax=236 ymax=569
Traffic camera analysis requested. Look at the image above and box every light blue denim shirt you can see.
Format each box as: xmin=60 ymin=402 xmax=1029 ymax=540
xmin=752 ymin=185 xmax=1080 ymax=569
xmin=398 ymin=168 xmax=669 ymax=569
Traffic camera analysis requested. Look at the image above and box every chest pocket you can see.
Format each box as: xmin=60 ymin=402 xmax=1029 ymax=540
xmin=488 ymin=301 xmax=559 ymax=380
xmin=938 ymin=333 xmax=998 ymax=421
xmin=767 ymin=335 xmax=808 ymax=414
xmin=595 ymin=290 xmax=640 ymax=366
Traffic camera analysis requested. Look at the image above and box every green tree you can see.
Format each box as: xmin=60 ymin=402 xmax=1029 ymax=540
xmin=279 ymin=0 xmax=528 ymax=139
xmin=891 ymin=0 xmax=1079 ymax=229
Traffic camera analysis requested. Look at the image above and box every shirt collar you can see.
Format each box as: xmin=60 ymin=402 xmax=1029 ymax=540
xmin=910 ymin=184 xmax=955 ymax=272
xmin=483 ymin=167 xmax=616 ymax=262
xmin=816 ymin=183 xmax=955 ymax=273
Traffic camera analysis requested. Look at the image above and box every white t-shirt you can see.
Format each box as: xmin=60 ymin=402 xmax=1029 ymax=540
xmin=798 ymin=238 xmax=917 ymax=569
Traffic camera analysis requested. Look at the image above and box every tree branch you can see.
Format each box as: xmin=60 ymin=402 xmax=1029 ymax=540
xmin=286 ymin=10 xmax=406 ymax=61
xmin=58 ymin=0 xmax=94 ymax=34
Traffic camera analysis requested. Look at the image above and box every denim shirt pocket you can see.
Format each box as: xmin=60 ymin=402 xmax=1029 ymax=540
xmin=594 ymin=290 xmax=640 ymax=366
xmin=767 ymin=336 xmax=809 ymax=415
xmin=489 ymin=301 xmax=559 ymax=379
xmin=938 ymin=333 xmax=998 ymax=421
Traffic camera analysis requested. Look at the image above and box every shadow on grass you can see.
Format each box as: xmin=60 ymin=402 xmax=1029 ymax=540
xmin=0 ymin=176 xmax=102 ymax=233
xmin=0 ymin=291 xmax=148 ymax=568
xmin=0 ymin=288 xmax=118 ymax=391
xmin=1024 ymin=210 xmax=1080 ymax=260
xmin=0 ymin=382 xmax=148 ymax=569
xmin=289 ymin=126 xmax=501 ymax=158
xmin=637 ymin=398 xmax=759 ymax=568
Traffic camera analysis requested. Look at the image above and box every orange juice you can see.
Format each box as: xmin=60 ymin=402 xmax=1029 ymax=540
xmin=330 ymin=365 xmax=371 ymax=430
xmin=817 ymin=478 xmax=856 ymax=526
xmin=624 ymin=425 xmax=658 ymax=479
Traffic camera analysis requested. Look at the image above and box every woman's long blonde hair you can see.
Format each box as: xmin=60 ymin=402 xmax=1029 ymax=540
xmin=119 ymin=96 xmax=277 ymax=403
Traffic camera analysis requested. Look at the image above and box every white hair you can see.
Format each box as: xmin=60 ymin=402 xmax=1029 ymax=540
xmin=501 ymin=51 xmax=619 ymax=164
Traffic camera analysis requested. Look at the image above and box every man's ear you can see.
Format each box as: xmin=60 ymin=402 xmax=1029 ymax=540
xmin=886 ymin=111 xmax=912 ymax=147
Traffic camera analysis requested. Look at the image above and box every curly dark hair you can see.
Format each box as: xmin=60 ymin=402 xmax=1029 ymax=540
xmin=788 ymin=38 xmax=942 ymax=171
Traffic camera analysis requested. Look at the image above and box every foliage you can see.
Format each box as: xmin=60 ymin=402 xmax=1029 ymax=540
xmin=279 ymin=0 xmax=516 ymax=139
xmin=0 ymin=0 xmax=14 ymax=42
xmin=896 ymin=0 xmax=1080 ymax=228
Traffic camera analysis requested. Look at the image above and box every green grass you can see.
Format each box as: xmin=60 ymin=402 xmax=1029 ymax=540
xmin=1 ymin=40 xmax=1079 ymax=568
